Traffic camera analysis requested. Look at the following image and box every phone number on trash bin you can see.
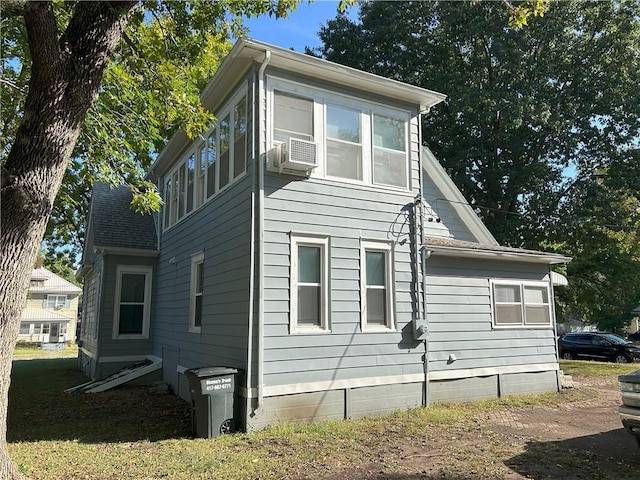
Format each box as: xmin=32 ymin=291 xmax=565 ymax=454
xmin=205 ymin=377 xmax=232 ymax=391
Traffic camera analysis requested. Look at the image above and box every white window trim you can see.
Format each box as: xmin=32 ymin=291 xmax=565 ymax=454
xmin=112 ymin=265 xmax=153 ymax=340
xmin=266 ymin=76 xmax=411 ymax=191
xmin=290 ymin=233 xmax=330 ymax=334
xmin=360 ymin=240 xmax=395 ymax=332
xmin=163 ymin=84 xmax=248 ymax=231
xmin=46 ymin=294 xmax=68 ymax=310
xmin=189 ymin=251 xmax=205 ymax=333
xmin=490 ymin=280 xmax=552 ymax=329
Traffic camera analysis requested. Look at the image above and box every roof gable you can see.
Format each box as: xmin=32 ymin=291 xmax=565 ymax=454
xmin=30 ymin=267 xmax=82 ymax=294
xmin=421 ymin=147 xmax=497 ymax=245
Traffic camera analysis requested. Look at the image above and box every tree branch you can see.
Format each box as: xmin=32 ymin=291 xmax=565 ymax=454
xmin=23 ymin=2 xmax=63 ymax=83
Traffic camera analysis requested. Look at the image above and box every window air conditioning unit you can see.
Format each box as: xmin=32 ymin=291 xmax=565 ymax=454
xmin=277 ymin=138 xmax=318 ymax=175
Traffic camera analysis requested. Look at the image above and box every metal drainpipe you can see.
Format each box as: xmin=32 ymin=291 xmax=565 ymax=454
xmin=422 ymin=245 xmax=431 ymax=406
xmin=246 ymin=65 xmax=258 ymax=420
xmin=416 ymin=113 xmax=429 ymax=407
xmin=256 ymin=50 xmax=271 ymax=413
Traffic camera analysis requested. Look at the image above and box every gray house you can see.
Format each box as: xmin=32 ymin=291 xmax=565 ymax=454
xmin=78 ymin=38 xmax=569 ymax=430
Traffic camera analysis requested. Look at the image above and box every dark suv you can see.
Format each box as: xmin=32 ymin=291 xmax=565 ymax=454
xmin=558 ymin=332 xmax=640 ymax=363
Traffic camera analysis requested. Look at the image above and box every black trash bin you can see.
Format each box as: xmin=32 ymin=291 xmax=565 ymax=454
xmin=186 ymin=366 xmax=238 ymax=438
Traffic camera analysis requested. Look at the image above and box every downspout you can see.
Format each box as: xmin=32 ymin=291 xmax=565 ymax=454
xmin=256 ymin=50 xmax=271 ymax=413
xmin=246 ymin=67 xmax=258 ymax=419
xmin=417 ymin=111 xmax=429 ymax=407
xmin=549 ymin=265 xmax=561 ymax=390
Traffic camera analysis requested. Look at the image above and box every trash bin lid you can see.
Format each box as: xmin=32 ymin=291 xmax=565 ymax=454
xmin=186 ymin=366 xmax=238 ymax=378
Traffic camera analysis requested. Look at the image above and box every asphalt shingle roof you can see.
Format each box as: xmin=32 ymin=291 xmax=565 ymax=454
xmin=91 ymin=182 xmax=158 ymax=251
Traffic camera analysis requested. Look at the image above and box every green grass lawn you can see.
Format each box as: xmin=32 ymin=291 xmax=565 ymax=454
xmin=12 ymin=343 xmax=78 ymax=359
xmin=7 ymin=358 xmax=637 ymax=480
xmin=559 ymin=358 xmax=639 ymax=377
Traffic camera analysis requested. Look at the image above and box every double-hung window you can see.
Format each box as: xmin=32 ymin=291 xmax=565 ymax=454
xmin=190 ymin=252 xmax=205 ymax=333
xmin=45 ymin=295 xmax=68 ymax=310
xmin=373 ymin=114 xmax=407 ymax=188
xmin=274 ymin=91 xmax=314 ymax=143
xmin=326 ymin=105 xmax=362 ymax=181
xmin=290 ymin=234 xmax=330 ymax=333
xmin=361 ymin=241 xmax=395 ymax=331
xmin=113 ymin=265 xmax=152 ymax=339
xmin=491 ymin=281 xmax=551 ymax=327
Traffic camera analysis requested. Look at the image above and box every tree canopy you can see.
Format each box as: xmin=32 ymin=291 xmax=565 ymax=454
xmin=2 ymin=0 xmax=301 ymax=258
xmin=313 ymin=0 xmax=640 ymax=329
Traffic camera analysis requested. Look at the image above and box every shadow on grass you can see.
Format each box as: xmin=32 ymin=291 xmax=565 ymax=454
xmin=8 ymin=358 xmax=191 ymax=443
xmin=505 ymin=429 xmax=640 ymax=479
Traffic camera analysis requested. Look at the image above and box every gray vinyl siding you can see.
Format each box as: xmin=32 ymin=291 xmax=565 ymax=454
xmin=425 ymin=256 xmax=557 ymax=376
xmin=96 ymin=254 xmax=156 ymax=359
xmin=422 ymin=173 xmax=476 ymax=241
xmin=153 ymin=77 xmax=255 ymax=393
xmin=261 ymin=174 xmax=423 ymax=389
xmin=153 ymin=171 xmax=253 ymax=374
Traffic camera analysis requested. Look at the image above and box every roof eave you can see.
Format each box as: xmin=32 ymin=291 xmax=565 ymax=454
xmin=426 ymin=245 xmax=572 ymax=265
xmin=95 ymin=246 xmax=160 ymax=258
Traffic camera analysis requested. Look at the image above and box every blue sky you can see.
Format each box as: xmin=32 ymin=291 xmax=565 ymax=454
xmin=243 ymin=1 xmax=358 ymax=52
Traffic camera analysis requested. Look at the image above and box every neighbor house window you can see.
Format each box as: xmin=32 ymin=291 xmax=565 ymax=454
xmin=113 ymin=265 xmax=152 ymax=339
xmin=290 ymin=234 xmax=330 ymax=333
xmin=491 ymin=281 xmax=551 ymax=327
xmin=45 ymin=295 xmax=68 ymax=310
xmin=361 ymin=241 xmax=394 ymax=331
xmin=190 ymin=252 xmax=205 ymax=333
xmin=19 ymin=323 xmax=30 ymax=335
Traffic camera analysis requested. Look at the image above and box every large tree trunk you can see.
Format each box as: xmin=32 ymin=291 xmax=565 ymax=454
xmin=0 ymin=3 xmax=135 ymax=478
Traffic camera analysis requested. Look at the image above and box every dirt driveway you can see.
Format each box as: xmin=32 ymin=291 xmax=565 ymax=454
xmin=314 ymin=375 xmax=639 ymax=480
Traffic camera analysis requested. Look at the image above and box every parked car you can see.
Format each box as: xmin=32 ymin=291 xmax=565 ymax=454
xmin=618 ymin=369 xmax=640 ymax=448
xmin=628 ymin=331 xmax=640 ymax=342
xmin=558 ymin=332 xmax=640 ymax=363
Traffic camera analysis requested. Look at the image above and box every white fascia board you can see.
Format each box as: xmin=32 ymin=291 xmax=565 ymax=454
xmin=428 ymin=245 xmax=571 ymax=265
xmin=94 ymin=246 xmax=160 ymax=257
xmin=422 ymin=146 xmax=497 ymax=245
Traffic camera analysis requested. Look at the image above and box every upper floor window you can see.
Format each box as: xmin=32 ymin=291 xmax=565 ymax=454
xmin=491 ymin=281 xmax=551 ymax=328
xmin=326 ymin=105 xmax=362 ymax=181
xmin=269 ymin=78 xmax=410 ymax=190
xmin=46 ymin=295 xmax=69 ymax=310
xmin=163 ymin=88 xmax=247 ymax=230
xmin=274 ymin=91 xmax=314 ymax=143
xmin=373 ymin=114 xmax=407 ymax=188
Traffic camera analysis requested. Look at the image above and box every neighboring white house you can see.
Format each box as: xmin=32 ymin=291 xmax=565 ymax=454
xmin=20 ymin=260 xmax=82 ymax=345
